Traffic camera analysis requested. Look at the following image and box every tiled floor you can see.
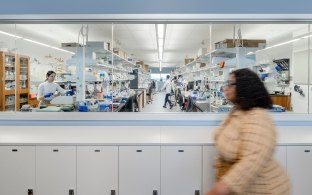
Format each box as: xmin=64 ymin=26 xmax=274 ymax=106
xmin=141 ymin=91 xmax=183 ymax=112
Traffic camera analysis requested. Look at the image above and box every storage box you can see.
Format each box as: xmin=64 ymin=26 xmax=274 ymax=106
xmin=113 ymin=48 xmax=120 ymax=55
xmin=214 ymin=39 xmax=266 ymax=49
xmin=61 ymin=42 xmax=82 ymax=47
xmin=144 ymin=64 xmax=149 ymax=72
xmin=184 ymin=58 xmax=194 ymax=65
xmin=136 ymin=61 xmax=144 ymax=68
xmin=86 ymin=41 xmax=110 ymax=50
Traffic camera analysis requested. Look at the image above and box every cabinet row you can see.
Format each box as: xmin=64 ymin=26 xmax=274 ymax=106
xmin=0 ymin=145 xmax=311 ymax=195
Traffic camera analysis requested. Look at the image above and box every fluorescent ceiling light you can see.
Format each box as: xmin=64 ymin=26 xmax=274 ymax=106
xmin=156 ymin=24 xmax=166 ymax=71
xmin=272 ymin=38 xmax=300 ymax=47
xmin=0 ymin=30 xmax=22 ymax=39
xmin=157 ymin=25 xmax=164 ymax=39
xmin=0 ymin=30 xmax=75 ymax=55
xmin=263 ymin=33 xmax=312 ymax=51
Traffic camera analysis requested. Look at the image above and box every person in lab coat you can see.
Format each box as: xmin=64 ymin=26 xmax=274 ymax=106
xmin=161 ymin=75 xmax=173 ymax=109
xmin=37 ymin=70 xmax=65 ymax=107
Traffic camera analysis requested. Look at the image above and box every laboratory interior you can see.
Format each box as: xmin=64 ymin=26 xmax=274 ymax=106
xmin=0 ymin=23 xmax=310 ymax=113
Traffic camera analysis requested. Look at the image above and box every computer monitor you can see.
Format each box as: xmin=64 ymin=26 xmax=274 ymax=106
xmin=187 ymin=81 xmax=194 ymax=90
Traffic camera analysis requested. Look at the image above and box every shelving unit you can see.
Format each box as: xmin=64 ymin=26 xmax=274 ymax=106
xmin=0 ymin=52 xmax=30 ymax=111
xmin=176 ymin=47 xmax=263 ymax=112
xmin=65 ymin=42 xmax=143 ymax=101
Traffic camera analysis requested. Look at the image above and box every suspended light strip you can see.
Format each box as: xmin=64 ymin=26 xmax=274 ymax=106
xmin=156 ymin=24 xmax=166 ymax=71
xmin=0 ymin=30 xmax=22 ymax=39
xmin=0 ymin=30 xmax=75 ymax=55
xmin=263 ymin=33 xmax=312 ymax=51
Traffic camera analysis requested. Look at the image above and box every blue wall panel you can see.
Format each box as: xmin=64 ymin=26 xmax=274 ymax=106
xmin=1 ymin=0 xmax=311 ymax=14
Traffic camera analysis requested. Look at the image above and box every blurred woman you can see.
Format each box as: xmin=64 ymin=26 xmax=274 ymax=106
xmin=206 ymin=68 xmax=290 ymax=195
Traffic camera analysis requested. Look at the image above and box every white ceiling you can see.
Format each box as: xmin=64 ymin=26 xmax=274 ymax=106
xmin=0 ymin=23 xmax=308 ymax=68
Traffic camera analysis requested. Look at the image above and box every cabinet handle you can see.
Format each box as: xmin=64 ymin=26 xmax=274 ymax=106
xmin=53 ymin=149 xmax=59 ymax=152
xmin=111 ymin=190 xmax=116 ymax=195
xmin=28 ymin=189 xmax=33 ymax=195
xmin=136 ymin=150 xmax=142 ymax=152
xmin=304 ymin=150 xmax=310 ymax=153
xmin=153 ymin=190 xmax=158 ymax=195
xmin=12 ymin=149 xmax=18 ymax=152
xmin=94 ymin=149 xmax=101 ymax=152
xmin=178 ymin=150 xmax=184 ymax=152
xmin=69 ymin=189 xmax=74 ymax=195
xmin=195 ymin=190 xmax=200 ymax=195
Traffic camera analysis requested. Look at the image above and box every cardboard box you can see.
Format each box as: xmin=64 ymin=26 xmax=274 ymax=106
xmin=215 ymin=39 xmax=266 ymax=49
xmin=113 ymin=48 xmax=120 ymax=55
xmin=184 ymin=58 xmax=194 ymax=65
xmin=136 ymin=61 xmax=144 ymax=68
xmin=144 ymin=64 xmax=149 ymax=72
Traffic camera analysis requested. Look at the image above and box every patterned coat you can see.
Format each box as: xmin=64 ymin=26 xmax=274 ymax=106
xmin=214 ymin=108 xmax=290 ymax=195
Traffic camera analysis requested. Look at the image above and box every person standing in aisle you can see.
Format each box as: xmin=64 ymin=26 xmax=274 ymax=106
xmin=161 ymin=75 xmax=173 ymax=109
xmin=171 ymin=76 xmax=177 ymax=106
xmin=37 ymin=70 xmax=65 ymax=107
xmin=206 ymin=68 xmax=290 ymax=195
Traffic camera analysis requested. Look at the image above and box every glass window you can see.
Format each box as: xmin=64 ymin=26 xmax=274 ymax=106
xmin=0 ymin=22 xmax=310 ymax=113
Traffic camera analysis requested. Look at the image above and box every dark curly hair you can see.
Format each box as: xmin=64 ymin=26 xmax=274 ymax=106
xmin=231 ymin=68 xmax=272 ymax=111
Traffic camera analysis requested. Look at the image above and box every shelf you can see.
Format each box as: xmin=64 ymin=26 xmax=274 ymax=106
xmin=56 ymin=72 xmax=72 ymax=75
xmin=94 ymin=48 xmax=136 ymax=67
xmin=4 ymin=90 xmax=15 ymax=95
xmin=208 ymin=80 xmax=226 ymax=82
xmin=5 ymin=104 xmax=15 ymax=106
xmin=86 ymin=64 xmax=132 ymax=73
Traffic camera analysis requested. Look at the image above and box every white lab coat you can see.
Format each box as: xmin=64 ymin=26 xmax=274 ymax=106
xmin=161 ymin=79 xmax=172 ymax=94
xmin=37 ymin=81 xmax=65 ymax=100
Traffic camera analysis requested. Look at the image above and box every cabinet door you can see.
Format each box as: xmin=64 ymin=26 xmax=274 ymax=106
xmin=36 ymin=146 xmax=76 ymax=195
xmin=202 ymin=146 xmax=217 ymax=194
xmin=287 ymin=145 xmax=312 ymax=195
xmin=77 ymin=146 xmax=118 ymax=195
xmin=161 ymin=146 xmax=202 ymax=195
xmin=0 ymin=146 xmax=35 ymax=195
xmin=119 ymin=146 xmax=160 ymax=195
xmin=274 ymin=145 xmax=287 ymax=170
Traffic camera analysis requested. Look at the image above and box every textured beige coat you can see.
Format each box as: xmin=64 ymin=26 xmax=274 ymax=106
xmin=214 ymin=108 xmax=290 ymax=195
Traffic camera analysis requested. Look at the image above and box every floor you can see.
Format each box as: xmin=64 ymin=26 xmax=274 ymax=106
xmin=141 ymin=91 xmax=182 ymax=112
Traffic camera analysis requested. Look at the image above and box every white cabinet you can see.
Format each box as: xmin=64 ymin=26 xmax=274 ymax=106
xmin=36 ymin=146 xmax=76 ymax=195
xmin=77 ymin=146 xmax=118 ymax=195
xmin=161 ymin=146 xmax=202 ymax=195
xmin=119 ymin=146 xmax=160 ymax=195
xmin=0 ymin=146 xmax=35 ymax=195
xmin=202 ymin=146 xmax=217 ymax=194
xmin=287 ymin=145 xmax=312 ymax=195
xmin=274 ymin=145 xmax=287 ymax=170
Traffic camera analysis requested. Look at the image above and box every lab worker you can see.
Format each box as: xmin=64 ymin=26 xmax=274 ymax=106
xmin=161 ymin=75 xmax=173 ymax=109
xmin=37 ymin=70 xmax=65 ymax=107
